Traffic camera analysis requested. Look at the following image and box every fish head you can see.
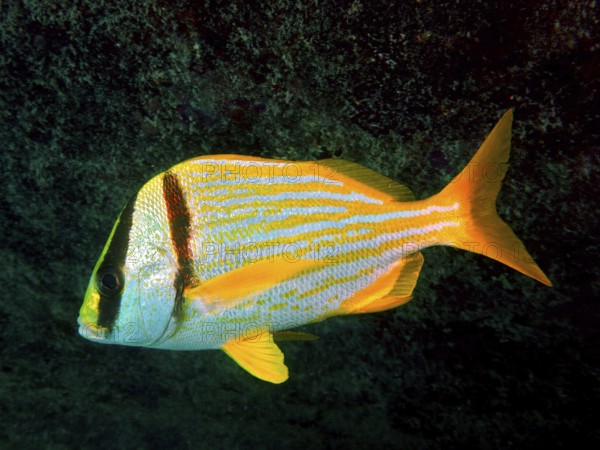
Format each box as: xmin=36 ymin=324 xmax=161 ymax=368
xmin=78 ymin=181 xmax=179 ymax=347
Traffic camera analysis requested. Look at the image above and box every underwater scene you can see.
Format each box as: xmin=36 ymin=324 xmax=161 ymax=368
xmin=1 ymin=1 xmax=598 ymax=449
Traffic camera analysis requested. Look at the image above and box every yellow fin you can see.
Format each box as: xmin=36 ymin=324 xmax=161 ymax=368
xmin=222 ymin=329 xmax=289 ymax=384
xmin=273 ymin=331 xmax=319 ymax=341
xmin=185 ymin=258 xmax=322 ymax=313
xmin=317 ymin=159 xmax=415 ymax=202
xmin=433 ymin=109 xmax=552 ymax=286
xmin=350 ymin=295 xmax=413 ymax=314
xmin=340 ymin=252 xmax=424 ymax=314
xmin=387 ymin=252 xmax=424 ymax=297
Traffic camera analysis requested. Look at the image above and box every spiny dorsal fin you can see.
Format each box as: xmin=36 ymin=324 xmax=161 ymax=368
xmin=317 ymin=159 xmax=415 ymax=202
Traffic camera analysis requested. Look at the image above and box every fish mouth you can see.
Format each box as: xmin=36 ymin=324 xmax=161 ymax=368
xmin=77 ymin=317 xmax=108 ymax=342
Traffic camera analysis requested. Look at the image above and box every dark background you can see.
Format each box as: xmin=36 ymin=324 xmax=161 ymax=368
xmin=1 ymin=1 xmax=598 ymax=449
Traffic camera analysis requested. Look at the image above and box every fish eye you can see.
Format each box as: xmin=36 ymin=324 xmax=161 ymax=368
xmin=96 ymin=267 xmax=124 ymax=297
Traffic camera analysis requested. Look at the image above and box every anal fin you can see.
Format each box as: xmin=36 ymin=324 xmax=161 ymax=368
xmin=340 ymin=252 xmax=424 ymax=314
xmin=350 ymin=295 xmax=413 ymax=314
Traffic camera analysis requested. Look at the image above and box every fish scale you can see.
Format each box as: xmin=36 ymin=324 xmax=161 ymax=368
xmin=176 ymin=164 xmax=409 ymax=326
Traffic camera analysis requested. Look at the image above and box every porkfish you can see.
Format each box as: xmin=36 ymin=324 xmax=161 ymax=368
xmin=78 ymin=109 xmax=552 ymax=383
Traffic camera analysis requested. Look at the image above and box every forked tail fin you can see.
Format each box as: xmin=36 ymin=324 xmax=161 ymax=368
xmin=433 ymin=109 xmax=552 ymax=286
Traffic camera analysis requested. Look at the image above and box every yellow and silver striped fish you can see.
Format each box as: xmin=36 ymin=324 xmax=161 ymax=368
xmin=78 ymin=110 xmax=552 ymax=383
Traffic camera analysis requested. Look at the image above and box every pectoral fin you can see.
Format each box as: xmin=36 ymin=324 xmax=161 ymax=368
xmin=222 ymin=329 xmax=289 ymax=384
xmin=185 ymin=258 xmax=323 ymax=313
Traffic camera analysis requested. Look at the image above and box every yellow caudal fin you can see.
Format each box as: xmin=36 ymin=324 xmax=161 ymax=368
xmin=433 ymin=109 xmax=552 ymax=286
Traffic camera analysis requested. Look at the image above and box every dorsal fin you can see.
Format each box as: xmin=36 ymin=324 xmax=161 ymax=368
xmin=317 ymin=159 xmax=415 ymax=202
